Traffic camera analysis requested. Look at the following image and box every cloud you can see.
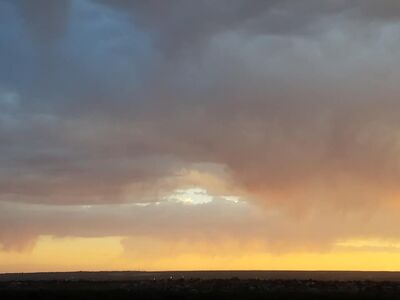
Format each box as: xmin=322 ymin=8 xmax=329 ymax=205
xmin=15 ymin=0 xmax=70 ymax=45
xmin=2 ymin=0 xmax=400 ymax=254
xmin=1 ymin=192 xmax=400 ymax=255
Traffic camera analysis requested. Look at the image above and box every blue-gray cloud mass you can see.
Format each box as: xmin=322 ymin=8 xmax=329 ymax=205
xmin=2 ymin=0 xmax=400 ymax=251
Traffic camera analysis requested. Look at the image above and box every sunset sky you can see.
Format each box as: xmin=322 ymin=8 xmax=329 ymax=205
xmin=3 ymin=0 xmax=400 ymax=272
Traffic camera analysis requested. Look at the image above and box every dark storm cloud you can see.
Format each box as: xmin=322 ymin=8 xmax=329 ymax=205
xmin=2 ymin=0 xmax=400 ymax=251
xmin=97 ymin=0 xmax=400 ymax=55
xmin=98 ymin=0 xmax=347 ymax=54
xmin=15 ymin=0 xmax=70 ymax=44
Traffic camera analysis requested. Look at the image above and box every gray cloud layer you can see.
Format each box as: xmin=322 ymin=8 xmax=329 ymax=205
xmin=2 ymin=0 xmax=400 ymax=251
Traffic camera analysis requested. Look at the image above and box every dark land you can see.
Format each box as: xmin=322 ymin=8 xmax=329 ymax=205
xmin=2 ymin=271 xmax=400 ymax=299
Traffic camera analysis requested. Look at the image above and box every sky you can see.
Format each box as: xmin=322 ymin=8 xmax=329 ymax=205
xmin=2 ymin=0 xmax=400 ymax=272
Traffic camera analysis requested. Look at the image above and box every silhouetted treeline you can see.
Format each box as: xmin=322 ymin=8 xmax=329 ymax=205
xmin=2 ymin=278 xmax=400 ymax=299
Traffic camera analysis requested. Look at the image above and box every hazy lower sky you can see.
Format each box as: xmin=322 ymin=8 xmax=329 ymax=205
xmin=2 ymin=0 xmax=400 ymax=272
